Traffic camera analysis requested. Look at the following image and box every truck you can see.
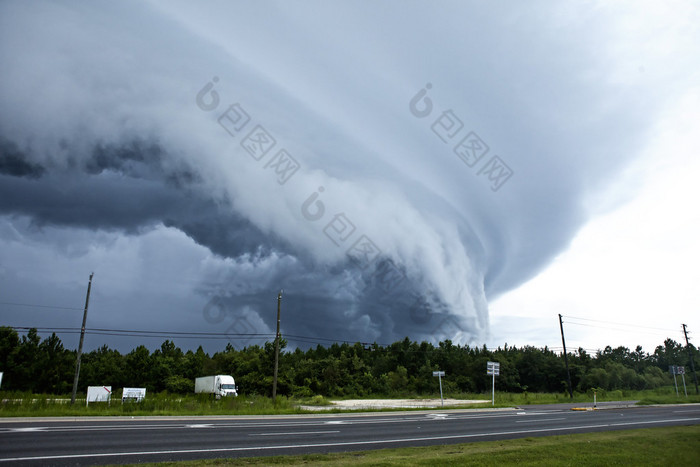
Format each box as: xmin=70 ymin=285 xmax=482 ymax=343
xmin=194 ymin=375 xmax=238 ymax=398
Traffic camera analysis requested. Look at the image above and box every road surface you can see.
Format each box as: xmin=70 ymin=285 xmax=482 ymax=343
xmin=0 ymin=403 xmax=698 ymax=465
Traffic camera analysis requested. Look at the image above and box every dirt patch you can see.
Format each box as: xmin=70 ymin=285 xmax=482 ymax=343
xmin=300 ymin=398 xmax=490 ymax=411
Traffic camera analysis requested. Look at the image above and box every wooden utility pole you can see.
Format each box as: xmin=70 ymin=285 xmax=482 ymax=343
xmin=558 ymin=314 xmax=573 ymax=398
xmin=682 ymin=324 xmax=699 ymax=395
xmin=272 ymin=290 xmax=282 ymax=400
xmin=71 ymin=273 xmax=94 ymax=405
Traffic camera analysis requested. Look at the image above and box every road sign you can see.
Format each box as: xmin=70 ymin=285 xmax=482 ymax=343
xmin=669 ymin=366 xmax=686 ymax=375
xmin=486 ymin=362 xmax=500 ymax=406
xmin=487 ymin=361 xmax=500 ymax=376
xmin=432 ymin=370 xmax=445 ymax=407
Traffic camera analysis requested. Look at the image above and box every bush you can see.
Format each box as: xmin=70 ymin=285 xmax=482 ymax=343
xmin=164 ymin=375 xmax=193 ymax=394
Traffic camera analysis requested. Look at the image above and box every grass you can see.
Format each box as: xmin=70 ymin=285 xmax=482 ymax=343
xmin=0 ymin=392 xmax=310 ymax=417
xmin=134 ymin=425 xmax=700 ymax=466
xmin=1 ymin=387 xmax=698 ymax=417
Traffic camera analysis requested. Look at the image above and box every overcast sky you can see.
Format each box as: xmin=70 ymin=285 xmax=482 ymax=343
xmin=1 ymin=0 xmax=698 ymax=355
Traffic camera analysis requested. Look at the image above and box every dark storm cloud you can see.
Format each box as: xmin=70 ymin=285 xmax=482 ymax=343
xmin=0 ymin=140 xmax=45 ymax=179
xmin=0 ymin=138 xmax=297 ymax=261
xmin=1 ymin=0 xmax=686 ymax=350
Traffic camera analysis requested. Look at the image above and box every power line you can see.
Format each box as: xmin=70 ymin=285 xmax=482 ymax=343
xmin=562 ymin=315 xmax=679 ymax=334
xmin=564 ymin=321 xmax=674 ymax=338
xmin=8 ymin=326 xmax=276 ymax=340
xmin=0 ymin=301 xmax=83 ymax=311
xmin=7 ymin=326 xmax=377 ymax=345
xmin=2 ymin=325 xmax=619 ymax=356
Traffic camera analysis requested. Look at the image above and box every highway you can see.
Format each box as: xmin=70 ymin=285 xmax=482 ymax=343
xmin=0 ymin=403 xmax=698 ymax=465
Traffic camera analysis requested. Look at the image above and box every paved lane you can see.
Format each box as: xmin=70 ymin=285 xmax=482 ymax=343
xmin=0 ymin=404 xmax=698 ymax=465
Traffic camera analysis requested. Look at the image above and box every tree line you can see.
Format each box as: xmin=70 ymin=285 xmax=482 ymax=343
xmin=0 ymin=326 xmax=696 ymax=396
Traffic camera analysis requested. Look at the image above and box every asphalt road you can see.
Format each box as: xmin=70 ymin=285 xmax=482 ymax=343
xmin=0 ymin=403 xmax=698 ymax=465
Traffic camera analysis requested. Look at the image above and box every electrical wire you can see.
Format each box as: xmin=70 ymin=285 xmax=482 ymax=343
xmin=563 ymin=321 xmax=675 ymax=338
xmin=562 ymin=314 xmax=680 ymax=334
xmin=0 ymin=301 xmax=83 ymax=311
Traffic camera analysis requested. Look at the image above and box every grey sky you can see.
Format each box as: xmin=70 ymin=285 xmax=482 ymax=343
xmin=1 ymin=0 xmax=696 ymax=353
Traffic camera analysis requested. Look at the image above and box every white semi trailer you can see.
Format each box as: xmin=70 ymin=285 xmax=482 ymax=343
xmin=194 ymin=375 xmax=238 ymax=398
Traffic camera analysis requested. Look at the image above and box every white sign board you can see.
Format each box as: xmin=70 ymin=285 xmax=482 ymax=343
xmin=432 ymin=371 xmax=445 ymax=377
xmin=487 ymin=361 xmax=500 ymax=376
xmin=122 ymin=387 xmax=146 ymax=402
xmin=87 ymin=386 xmax=112 ymax=405
xmin=486 ymin=362 xmax=500 ymax=406
xmin=0 ymin=371 xmax=3 ymax=389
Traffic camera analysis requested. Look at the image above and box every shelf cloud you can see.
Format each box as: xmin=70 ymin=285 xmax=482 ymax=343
xmin=1 ymin=0 xmax=682 ymax=350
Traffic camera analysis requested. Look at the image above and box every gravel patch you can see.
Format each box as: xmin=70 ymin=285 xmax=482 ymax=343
xmin=299 ymin=398 xmax=490 ymax=411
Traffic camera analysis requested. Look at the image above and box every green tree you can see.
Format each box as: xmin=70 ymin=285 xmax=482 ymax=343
xmin=0 ymin=327 xmax=20 ymax=390
xmin=13 ymin=328 xmax=41 ymax=391
xmin=124 ymin=345 xmax=151 ymax=389
xmin=36 ymin=333 xmax=73 ymax=394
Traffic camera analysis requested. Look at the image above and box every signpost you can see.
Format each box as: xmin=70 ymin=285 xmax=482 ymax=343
xmin=487 ymin=361 xmax=500 ymax=406
xmin=669 ymin=366 xmax=688 ymax=397
xmin=433 ymin=371 xmax=445 ymax=407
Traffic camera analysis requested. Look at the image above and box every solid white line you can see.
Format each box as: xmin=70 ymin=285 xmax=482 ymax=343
xmin=250 ymin=430 xmax=340 ymax=436
xmin=0 ymin=421 xmax=329 ymax=434
xmin=515 ymin=417 xmax=566 ymax=423
xmin=0 ymin=417 xmax=697 ymax=463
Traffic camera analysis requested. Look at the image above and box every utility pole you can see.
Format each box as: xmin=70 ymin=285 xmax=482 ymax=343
xmin=558 ymin=314 xmax=573 ymax=398
xmin=71 ymin=273 xmax=94 ymax=405
xmin=272 ymin=290 xmax=282 ymax=401
xmin=682 ymin=324 xmax=699 ymax=395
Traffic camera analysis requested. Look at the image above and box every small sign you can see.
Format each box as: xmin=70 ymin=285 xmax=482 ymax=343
xmin=432 ymin=371 xmax=445 ymax=377
xmin=487 ymin=361 xmax=500 ymax=376
xmin=669 ymin=365 xmax=685 ymax=375
xmin=486 ymin=361 xmax=500 ymax=406
xmin=122 ymin=387 xmax=146 ymax=402
xmin=86 ymin=386 xmax=112 ymax=406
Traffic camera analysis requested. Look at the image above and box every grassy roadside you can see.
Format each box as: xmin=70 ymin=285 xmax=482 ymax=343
xmin=134 ymin=425 xmax=700 ymax=466
xmin=1 ymin=387 xmax=698 ymax=417
xmin=0 ymin=393 xmax=308 ymax=417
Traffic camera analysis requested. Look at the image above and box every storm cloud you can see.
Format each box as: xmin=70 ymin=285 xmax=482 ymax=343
xmin=1 ymin=0 xmax=686 ymax=351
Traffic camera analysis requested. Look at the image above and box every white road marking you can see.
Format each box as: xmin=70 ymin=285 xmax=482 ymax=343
xmin=0 ymin=412 xmax=541 ymax=435
xmin=515 ymin=417 xmax=566 ymax=423
xmin=1 ymin=417 xmax=697 ymax=463
xmin=1 ymin=423 xmax=202 ymax=433
xmin=250 ymin=430 xmax=340 ymax=436
xmin=8 ymin=427 xmax=47 ymax=432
